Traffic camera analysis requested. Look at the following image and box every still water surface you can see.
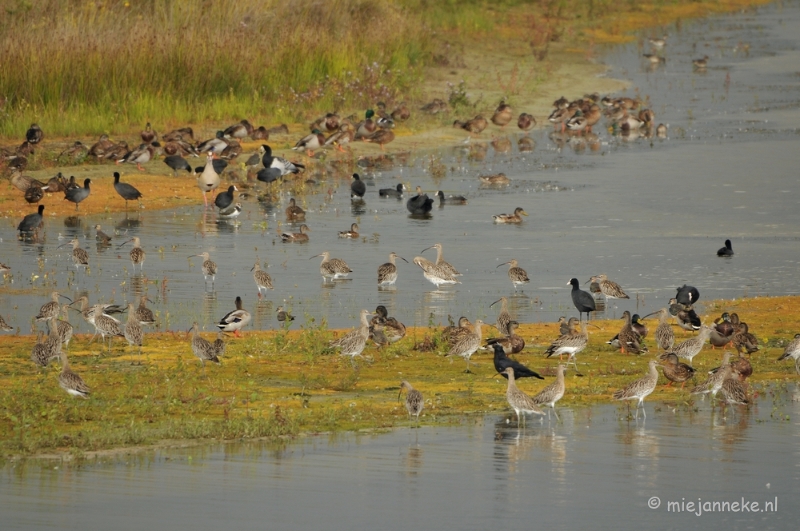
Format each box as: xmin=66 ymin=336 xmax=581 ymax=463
xmin=1 ymin=3 xmax=799 ymax=333
xmin=3 ymin=392 xmax=798 ymax=531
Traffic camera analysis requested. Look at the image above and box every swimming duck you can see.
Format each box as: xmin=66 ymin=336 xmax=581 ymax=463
xmin=479 ymin=173 xmax=510 ymax=186
xmin=338 ymin=223 xmax=359 ymax=239
xmin=281 ymin=224 xmax=310 ymax=243
xmin=717 ymin=239 xmax=734 ymax=257
xmin=491 ymin=101 xmax=513 ymax=128
xmin=493 ymin=207 xmax=528 ymax=223
xmin=285 ymin=197 xmax=306 ymax=221
xmin=293 ymin=129 xmax=325 ymax=157
xmin=216 ymin=296 xmax=251 ymax=337
xmin=692 ymin=55 xmax=709 ymax=70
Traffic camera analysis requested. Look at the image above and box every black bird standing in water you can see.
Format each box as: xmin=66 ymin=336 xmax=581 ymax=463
xmin=350 ymin=173 xmax=366 ymax=200
xmin=113 ymin=172 xmax=142 ymax=210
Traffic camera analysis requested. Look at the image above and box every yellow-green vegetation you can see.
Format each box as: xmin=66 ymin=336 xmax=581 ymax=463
xmin=0 ymin=0 xmax=771 ymax=138
xmin=1 ymin=295 xmax=798 ymax=459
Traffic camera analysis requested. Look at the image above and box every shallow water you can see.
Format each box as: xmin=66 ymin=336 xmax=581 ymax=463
xmin=4 ymin=389 xmax=799 ymax=531
xmin=2 ymin=4 xmax=800 ymax=334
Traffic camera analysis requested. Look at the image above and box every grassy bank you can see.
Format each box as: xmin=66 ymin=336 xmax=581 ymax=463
xmin=1 ymin=295 xmax=797 ymax=460
xmin=0 ymin=0 xmax=771 ymax=139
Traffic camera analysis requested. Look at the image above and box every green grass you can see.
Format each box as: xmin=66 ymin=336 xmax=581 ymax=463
xmin=0 ymin=0 xmax=770 ymax=138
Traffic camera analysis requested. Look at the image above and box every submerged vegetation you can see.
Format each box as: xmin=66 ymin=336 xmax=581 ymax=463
xmin=0 ymin=0 xmax=770 ymax=138
xmin=0 ymin=295 xmax=798 ymax=459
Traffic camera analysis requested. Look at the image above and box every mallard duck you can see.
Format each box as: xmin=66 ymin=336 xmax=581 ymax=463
xmin=355 ymin=109 xmax=377 ymax=139
xmin=548 ymin=106 xmax=576 ymax=132
xmin=566 ymin=109 xmax=587 ymax=132
xmin=118 ymin=143 xmax=156 ymax=171
xmin=281 ymin=224 xmax=310 ymax=242
xmin=338 ymin=223 xmax=359 ymax=239
xmin=24 ymin=184 xmax=46 ymax=204
xmin=693 ymin=55 xmax=709 ymax=70
xmin=420 ymin=98 xmax=448 ymax=114
xmin=310 ymin=112 xmax=340 ymax=133
xmin=293 ymin=129 xmax=325 ymax=157
xmin=25 ymin=123 xmax=44 ymax=144
xmin=491 ymin=101 xmax=513 ymax=128
xmin=216 ymin=296 xmax=251 ymax=337
xmin=223 ymin=119 xmax=254 ymax=140
xmin=285 ymin=197 xmax=305 ymax=221
xmin=479 ymin=173 xmax=510 ymax=186
xmin=196 ymin=131 xmax=228 ymax=154
xmin=363 ymin=129 xmax=395 ymax=150
xmin=324 ymin=122 xmax=355 ymax=152
xmin=517 ymin=113 xmax=536 ymax=132
xmin=493 ymin=207 xmax=528 ymax=224
xmin=660 ymin=353 xmax=695 ymax=388
xmin=391 ymin=103 xmax=410 ymax=121
xmin=162 ymin=127 xmax=195 ymax=142
xmin=10 ymin=171 xmax=46 ymax=192
xmin=141 ymin=122 xmax=157 ymax=143
xmin=486 ymin=320 xmax=525 ymax=355
xmin=454 ymin=115 xmax=487 ymax=134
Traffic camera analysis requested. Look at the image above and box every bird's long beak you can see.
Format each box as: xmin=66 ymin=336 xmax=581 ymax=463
xmin=398 ymin=256 xmax=409 ymax=263
xmin=58 ymin=294 xmax=73 ymax=303
xmin=117 ymin=239 xmax=133 ymax=249
xmin=496 ymin=262 xmax=510 ymax=269
xmin=490 ymin=298 xmax=502 ymax=307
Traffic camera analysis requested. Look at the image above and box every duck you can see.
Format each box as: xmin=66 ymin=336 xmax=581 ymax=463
xmin=281 ymin=224 xmax=310 ymax=243
xmin=693 ymin=55 xmax=709 ymax=70
xmin=118 ymin=142 xmax=156 ymax=171
xmin=338 ymin=223 xmax=359 ymax=239
xmin=517 ymin=113 xmax=536 ymax=132
xmin=391 ymin=103 xmax=411 ymax=121
xmin=406 ymin=186 xmax=433 ymax=216
xmin=491 ymin=101 xmax=513 ymax=128
xmin=324 ymin=122 xmax=355 ymax=152
xmin=379 ymin=183 xmax=406 ymax=198
xmin=141 ymin=122 xmax=157 ymax=143
xmin=216 ymin=296 xmax=251 ymax=338
xmin=454 ymin=115 xmax=487 ymax=134
xmin=162 ymin=127 xmax=195 ymax=142
xmin=493 ymin=207 xmax=528 ymax=223
xmin=24 ymin=183 xmax=47 ymax=204
xmin=26 ymin=123 xmax=44 ymax=144
xmin=355 ymin=109 xmax=377 ymax=139
xmin=196 ymin=131 xmax=229 ymax=154
xmin=363 ymin=129 xmax=395 ymax=150
xmin=223 ymin=119 xmax=254 ymax=140
xmin=479 ymin=173 xmax=510 ymax=186
xmin=435 ymin=190 xmax=467 ymax=205
xmin=285 ymin=197 xmax=306 ymax=221
xmin=10 ymin=170 xmax=47 ymax=193
xmin=293 ymin=129 xmax=325 ymax=157
xmin=717 ymin=239 xmax=734 ymax=257
xmin=486 ymin=320 xmax=525 ymax=355
xmin=310 ymin=112 xmax=341 ymax=133
xmin=88 ymin=134 xmax=115 ymax=158
xmin=660 ymin=353 xmax=695 ymax=389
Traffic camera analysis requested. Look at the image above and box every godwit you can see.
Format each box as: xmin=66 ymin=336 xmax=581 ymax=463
xmin=252 ymin=260 xmax=274 ymax=298
xmin=533 ymin=364 xmax=566 ymax=420
xmin=58 ymin=239 xmax=89 ymax=273
xmin=399 ymin=381 xmax=423 ymax=425
xmin=377 ymin=252 xmax=408 ymax=286
xmin=446 ymin=319 xmax=483 ymax=373
xmin=124 ymin=303 xmax=145 ymax=364
xmin=503 ymin=367 xmax=544 ymax=426
xmin=313 ymin=251 xmax=352 ymax=281
xmin=120 ymin=236 xmax=146 ymax=272
xmin=613 ymin=360 xmax=659 ymax=419
xmin=497 ymin=259 xmax=529 ymax=291
xmin=329 ymin=309 xmax=371 ymax=366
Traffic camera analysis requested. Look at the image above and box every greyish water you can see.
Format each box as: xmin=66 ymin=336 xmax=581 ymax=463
xmin=2 ymin=4 xmax=799 ymax=334
xmin=2 ymin=3 xmax=800 ymax=531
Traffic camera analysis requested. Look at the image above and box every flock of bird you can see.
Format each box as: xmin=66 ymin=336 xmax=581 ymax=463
xmin=2 ymin=93 xmax=798 ymax=427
